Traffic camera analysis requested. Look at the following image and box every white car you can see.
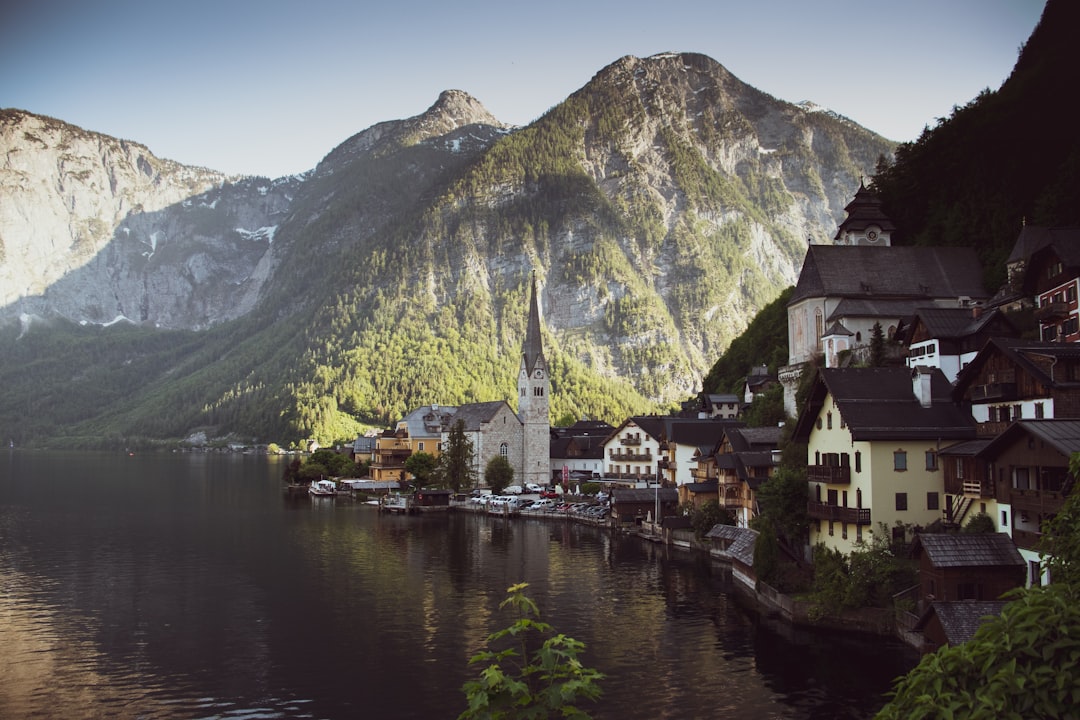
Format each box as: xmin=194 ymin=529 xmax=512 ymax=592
xmin=504 ymin=485 xmax=523 ymax=495
xmin=526 ymin=483 xmax=543 ymax=493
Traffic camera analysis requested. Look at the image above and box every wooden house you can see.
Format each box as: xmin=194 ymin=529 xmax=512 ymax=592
xmin=911 ymin=533 xmax=1025 ymax=609
xmin=913 ymin=600 xmax=1008 ymax=651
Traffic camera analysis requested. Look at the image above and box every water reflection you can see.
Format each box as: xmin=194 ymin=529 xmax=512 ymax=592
xmin=0 ymin=451 xmax=916 ymax=718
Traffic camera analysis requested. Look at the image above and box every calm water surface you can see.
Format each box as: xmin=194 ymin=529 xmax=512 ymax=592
xmin=0 ymin=451 xmax=916 ymax=719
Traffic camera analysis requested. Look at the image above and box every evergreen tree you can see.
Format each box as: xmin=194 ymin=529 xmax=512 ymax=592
xmin=438 ymin=419 xmax=476 ymax=492
xmin=869 ymin=321 xmax=885 ymax=367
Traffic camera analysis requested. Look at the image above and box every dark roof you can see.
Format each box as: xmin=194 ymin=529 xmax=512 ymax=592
xmin=611 ymin=488 xmax=679 ymax=504
xmin=726 ymin=426 xmax=783 ymax=450
xmin=1007 ymin=225 xmax=1080 ymax=265
xmin=906 ymin=306 xmax=1015 ymax=341
xmin=789 ymin=245 xmax=988 ymax=306
xmin=823 ymin=320 xmax=854 ymax=337
xmin=684 ymin=480 xmax=719 ymax=493
xmin=705 ymin=524 xmax=758 ymax=567
xmin=912 ymin=533 xmax=1024 ymax=568
xmin=794 ymin=367 xmax=976 ymax=442
xmin=979 ymin=419 xmax=1080 ymax=461
xmin=454 ymin=401 xmax=517 ymax=431
xmin=953 ymin=337 xmax=1080 ymax=400
xmin=664 ymin=418 xmax=740 ymax=446
xmin=937 ymin=439 xmax=992 ymax=457
xmin=915 ymin=601 xmax=1008 ymax=646
xmin=828 ymin=298 xmax=939 ymax=323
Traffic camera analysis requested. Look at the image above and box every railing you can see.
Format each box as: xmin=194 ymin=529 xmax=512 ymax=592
xmin=620 ymin=436 xmax=642 ymax=446
xmin=1012 ymin=528 xmax=1043 ymax=551
xmin=1034 ymin=300 xmax=1070 ymax=321
xmin=1010 ymin=488 xmax=1065 ymax=515
xmin=610 ymin=451 xmax=653 ymax=461
xmin=807 ymin=501 xmax=871 ymax=525
xmin=970 ymin=382 xmax=1018 ymax=402
xmin=807 ymin=465 xmax=851 ymax=484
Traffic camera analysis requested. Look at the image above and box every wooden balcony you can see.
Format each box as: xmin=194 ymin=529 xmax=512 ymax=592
xmin=807 ymin=464 xmax=851 ymax=484
xmin=1012 ymin=528 xmax=1043 ymax=552
xmin=1034 ymin=300 xmax=1070 ymax=321
xmin=1010 ymin=488 xmax=1065 ymax=516
xmin=970 ymin=382 xmax=1018 ymax=402
xmin=807 ymin=501 xmax=871 ymax=525
xmin=610 ymin=450 xmax=653 ymax=461
xmin=620 ymin=436 xmax=642 ymax=446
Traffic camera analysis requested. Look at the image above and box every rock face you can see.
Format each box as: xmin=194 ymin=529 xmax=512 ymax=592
xmin=0 ymin=110 xmax=299 ymax=327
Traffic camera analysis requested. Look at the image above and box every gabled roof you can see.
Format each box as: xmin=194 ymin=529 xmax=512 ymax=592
xmin=912 ymin=533 xmax=1024 ymax=568
xmin=663 ymin=418 xmax=741 ymax=446
xmin=952 ymin=337 xmax=1080 ymax=400
xmin=793 ymin=367 xmax=976 ymax=443
xmin=454 ymin=401 xmax=517 ymax=431
xmin=611 ymin=487 xmax=679 ymax=504
xmin=607 ymin=415 xmax=668 ymax=444
xmin=789 ymin=245 xmax=988 ymax=306
xmin=979 ymin=419 xmax=1080 ymax=461
xmin=1007 ymin=225 xmax=1080 ymax=265
xmin=906 ymin=306 xmax=1015 ymax=341
xmin=823 ymin=320 xmax=854 ymax=337
xmin=914 ymin=601 xmax=1008 ymax=646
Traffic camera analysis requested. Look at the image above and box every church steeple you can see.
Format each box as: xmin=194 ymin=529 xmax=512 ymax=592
xmin=517 ymin=273 xmax=550 ymax=487
xmin=522 ymin=273 xmax=545 ymax=374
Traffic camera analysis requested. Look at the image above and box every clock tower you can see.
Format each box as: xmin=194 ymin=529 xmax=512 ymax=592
xmin=517 ymin=274 xmax=550 ymax=488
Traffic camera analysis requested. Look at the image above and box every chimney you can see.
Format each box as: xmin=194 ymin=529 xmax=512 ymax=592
xmin=912 ymin=367 xmax=934 ymax=408
xmin=972 ymin=302 xmax=983 ymax=319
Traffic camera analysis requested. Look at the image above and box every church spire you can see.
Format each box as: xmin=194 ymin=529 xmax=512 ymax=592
xmin=522 ymin=273 xmax=544 ymax=373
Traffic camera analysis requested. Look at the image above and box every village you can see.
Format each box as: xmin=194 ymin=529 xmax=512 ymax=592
xmin=312 ymin=184 xmax=1079 ymax=654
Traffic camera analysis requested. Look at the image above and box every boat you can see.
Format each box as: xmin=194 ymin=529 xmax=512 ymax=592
xmin=382 ymin=493 xmax=413 ymax=513
xmin=309 ymin=479 xmax=337 ymax=497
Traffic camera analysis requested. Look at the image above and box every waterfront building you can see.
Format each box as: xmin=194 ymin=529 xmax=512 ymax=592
xmin=792 ymin=366 xmax=976 ymax=555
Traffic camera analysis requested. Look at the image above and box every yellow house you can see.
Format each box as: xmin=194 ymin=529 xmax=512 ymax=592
xmin=793 ymin=366 xmax=977 ymax=555
xmin=370 ymin=405 xmax=447 ymax=482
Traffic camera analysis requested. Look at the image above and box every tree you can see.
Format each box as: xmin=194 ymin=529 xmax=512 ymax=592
xmin=875 ymin=584 xmax=1080 ymax=720
xmin=752 ymin=464 xmax=808 ymax=550
xmin=1040 ymin=454 xmax=1080 ymax=585
xmin=962 ymin=511 xmax=996 ymax=533
xmin=438 ymin=419 xmax=476 ymax=492
xmin=405 ymin=451 xmax=437 ymax=490
xmin=740 ymin=383 xmax=787 ymax=428
xmin=485 ymin=455 xmax=514 ymax=496
xmin=461 ymin=583 xmax=604 ymax=719
xmin=869 ymin=321 xmax=885 ymax=367
xmin=686 ymin=499 xmax=733 ymax=539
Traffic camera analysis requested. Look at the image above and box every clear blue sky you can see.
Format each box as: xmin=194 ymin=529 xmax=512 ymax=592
xmin=0 ymin=0 xmax=1045 ymax=178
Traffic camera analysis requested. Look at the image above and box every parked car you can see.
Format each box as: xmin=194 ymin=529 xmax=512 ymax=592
xmin=504 ymin=485 xmax=523 ymax=495
xmin=540 ymin=490 xmax=559 ymax=499
xmin=526 ymin=483 xmax=543 ymax=493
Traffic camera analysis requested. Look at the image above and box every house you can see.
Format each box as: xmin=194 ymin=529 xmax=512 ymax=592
xmin=975 ymin=419 xmax=1080 ymax=585
xmin=793 ymin=366 xmax=977 ymax=555
xmin=679 ymin=391 xmax=741 ymax=419
xmin=743 ymin=365 xmax=777 ymax=406
xmin=1008 ymin=226 xmax=1080 ymax=342
xmin=950 ymin=337 xmax=1080 ymax=438
xmin=603 ymin=416 xmax=665 ymax=485
xmin=900 ymin=305 xmax=1018 ymax=383
xmin=911 ymin=533 xmax=1025 ymax=609
xmin=678 ymin=480 xmax=719 ymax=508
xmin=550 ymin=420 xmax=613 ymax=487
xmin=656 ymin=417 xmax=742 ymax=487
xmin=610 ymin=487 xmax=679 ymax=526
xmin=693 ymin=425 xmax=782 ymax=527
xmin=371 ymin=408 xmax=443 ymax=482
xmin=351 ymin=433 xmax=378 ymax=467
xmin=913 ymin=601 xmax=1008 ymax=650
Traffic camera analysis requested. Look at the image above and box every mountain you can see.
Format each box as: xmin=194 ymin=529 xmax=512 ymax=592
xmin=0 ymin=52 xmax=894 ymax=447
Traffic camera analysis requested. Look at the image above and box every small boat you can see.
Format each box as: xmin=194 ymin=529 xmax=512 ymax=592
xmin=381 ymin=494 xmax=412 ymax=513
xmin=309 ymin=479 xmax=337 ymax=497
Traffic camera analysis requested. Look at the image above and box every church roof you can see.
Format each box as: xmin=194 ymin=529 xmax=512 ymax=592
xmin=833 ymin=182 xmax=897 ymax=240
xmin=789 ymin=246 xmax=988 ymax=306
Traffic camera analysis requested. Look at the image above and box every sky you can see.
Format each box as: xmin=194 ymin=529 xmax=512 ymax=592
xmin=0 ymin=0 xmax=1046 ymax=179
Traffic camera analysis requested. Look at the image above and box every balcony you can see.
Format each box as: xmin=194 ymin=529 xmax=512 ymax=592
xmin=1012 ymin=528 xmax=1044 ymax=552
xmin=620 ymin=436 xmax=642 ymax=446
xmin=1034 ymin=300 xmax=1070 ymax=321
xmin=807 ymin=464 xmax=851 ymax=484
xmin=1010 ymin=488 xmax=1065 ymax=516
xmin=807 ymin=501 xmax=871 ymax=525
xmin=658 ymin=458 xmax=676 ymax=470
xmin=970 ymin=382 xmax=1018 ymax=402
xmin=610 ymin=450 xmax=653 ymax=462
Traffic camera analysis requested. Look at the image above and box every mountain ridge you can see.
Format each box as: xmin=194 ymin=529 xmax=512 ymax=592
xmin=0 ymin=51 xmax=894 ymax=446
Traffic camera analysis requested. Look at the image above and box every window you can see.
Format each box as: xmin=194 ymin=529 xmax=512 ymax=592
xmin=894 ymin=450 xmax=907 ymax=471
xmin=1030 ymin=560 xmax=1042 ymax=587
xmin=955 ymin=457 xmax=964 ymax=479
xmin=925 ymin=450 xmax=937 ymax=471
xmin=418 ymin=442 xmax=425 ymax=451
xmin=533 ymin=387 xmax=544 ymax=396
xmin=1068 ymin=285 xmax=1077 ymax=303
xmin=1035 ymin=402 xmax=1045 ymax=419
xmin=499 ymin=443 xmax=508 ymax=457
xmin=956 ymin=582 xmax=981 ymax=600
xmin=856 ymin=524 xmax=863 ymax=542
xmin=854 ymin=451 xmax=862 ymax=473
xmin=1014 ymin=468 xmax=1030 ymax=490
xmin=927 ymin=492 xmax=940 ymax=511
xmin=1013 ymin=404 xmax=1022 ymax=420
xmin=827 ymin=412 xmax=833 ymax=430
xmin=1002 ymin=510 xmax=1009 ymax=528
xmin=895 ymin=492 xmax=908 ymax=511
xmin=828 ymin=521 xmax=834 ymax=536
xmin=816 ymin=417 xmax=823 ymax=430
xmin=827 ymin=489 xmax=839 ymax=506
xmin=842 ymin=523 xmax=848 ymax=540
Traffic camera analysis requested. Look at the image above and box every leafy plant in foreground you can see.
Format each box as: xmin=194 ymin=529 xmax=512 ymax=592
xmin=461 ymin=583 xmax=604 ymax=719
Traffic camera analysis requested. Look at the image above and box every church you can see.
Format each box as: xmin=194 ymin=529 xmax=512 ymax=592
xmin=369 ymin=275 xmax=551 ymax=488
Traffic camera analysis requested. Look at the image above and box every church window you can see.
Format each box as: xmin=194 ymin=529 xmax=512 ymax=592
xmin=500 ymin=443 xmax=508 ymax=457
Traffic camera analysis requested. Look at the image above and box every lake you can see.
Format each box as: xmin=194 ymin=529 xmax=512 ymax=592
xmin=0 ymin=450 xmax=917 ymax=718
